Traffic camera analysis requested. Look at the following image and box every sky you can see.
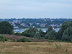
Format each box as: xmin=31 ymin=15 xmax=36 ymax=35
xmin=0 ymin=0 xmax=72 ymax=18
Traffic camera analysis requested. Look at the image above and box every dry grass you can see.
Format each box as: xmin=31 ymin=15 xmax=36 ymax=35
xmin=0 ymin=42 xmax=72 ymax=54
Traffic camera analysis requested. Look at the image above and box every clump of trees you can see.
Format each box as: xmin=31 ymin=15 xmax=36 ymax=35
xmin=21 ymin=26 xmax=57 ymax=40
xmin=21 ymin=21 xmax=72 ymax=42
xmin=21 ymin=27 xmax=45 ymax=39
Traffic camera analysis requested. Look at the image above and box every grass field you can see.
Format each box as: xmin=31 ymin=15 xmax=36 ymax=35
xmin=0 ymin=42 xmax=72 ymax=54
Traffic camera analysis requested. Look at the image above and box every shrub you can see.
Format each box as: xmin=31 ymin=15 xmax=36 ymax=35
xmin=0 ymin=35 xmax=8 ymax=42
xmin=17 ymin=37 xmax=31 ymax=42
xmin=15 ymin=32 xmax=22 ymax=36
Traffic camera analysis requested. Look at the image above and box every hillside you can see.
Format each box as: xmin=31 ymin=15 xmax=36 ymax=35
xmin=2 ymin=34 xmax=48 ymax=42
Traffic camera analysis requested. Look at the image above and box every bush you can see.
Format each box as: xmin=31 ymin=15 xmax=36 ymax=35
xmin=17 ymin=37 xmax=31 ymax=42
xmin=15 ymin=32 xmax=22 ymax=36
xmin=0 ymin=35 xmax=8 ymax=42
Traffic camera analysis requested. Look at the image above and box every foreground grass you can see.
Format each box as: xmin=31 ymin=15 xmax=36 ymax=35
xmin=0 ymin=42 xmax=72 ymax=54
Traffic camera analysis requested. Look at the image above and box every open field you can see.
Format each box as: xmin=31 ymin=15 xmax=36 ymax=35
xmin=0 ymin=42 xmax=72 ymax=54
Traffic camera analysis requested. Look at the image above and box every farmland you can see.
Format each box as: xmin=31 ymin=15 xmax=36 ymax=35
xmin=0 ymin=42 xmax=72 ymax=54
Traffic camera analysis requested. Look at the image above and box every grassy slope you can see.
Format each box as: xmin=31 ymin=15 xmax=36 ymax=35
xmin=0 ymin=42 xmax=72 ymax=54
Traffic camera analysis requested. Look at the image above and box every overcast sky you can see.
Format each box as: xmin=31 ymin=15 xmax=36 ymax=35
xmin=0 ymin=0 xmax=72 ymax=18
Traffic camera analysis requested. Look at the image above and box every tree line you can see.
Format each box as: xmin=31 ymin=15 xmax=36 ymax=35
xmin=15 ymin=21 xmax=72 ymax=42
xmin=0 ymin=21 xmax=72 ymax=42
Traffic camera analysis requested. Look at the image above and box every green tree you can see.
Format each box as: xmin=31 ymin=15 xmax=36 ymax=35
xmin=45 ymin=30 xmax=57 ymax=40
xmin=0 ymin=21 xmax=13 ymax=34
xmin=58 ymin=21 xmax=72 ymax=40
xmin=22 ymin=27 xmax=38 ymax=37
xmin=45 ymin=26 xmax=57 ymax=40
xmin=34 ymin=32 xmax=40 ymax=38
xmin=38 ymin=29 xmax=45 ymax=37
xmin=46 ymin=26 xmax=53 ymax=33
xmin=62 ymin=27 xmax=72 ymax=41
xmin=34 ymin=29 xmax=45 ymax=38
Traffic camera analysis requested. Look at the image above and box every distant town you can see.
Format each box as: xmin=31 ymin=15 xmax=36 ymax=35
xmin=0 ymin=18 xmax=72 ymax=28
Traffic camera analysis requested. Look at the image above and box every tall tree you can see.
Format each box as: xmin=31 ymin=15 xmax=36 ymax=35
xmin=46 ymin=26 xmax=53 ymax=33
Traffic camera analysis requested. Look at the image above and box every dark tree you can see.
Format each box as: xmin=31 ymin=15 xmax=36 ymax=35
xmin=46 ymin=26 xmax=53 ymax=33
xmin=38 ymin=29 xmax=45 ymax=37
xmin=45 ymin=26 xmax=57 ymax=40
xmin=57 ymin=21 xmax=72 ymax=40
xmin=45 ymin=30 xmax=57 ymax=40
xmin=0 ymin=21 xmax=13 ymax=34
xmin=22 ymin=27 xmax=38 ymax=37
xmin=62 ymin=27 xmax=72 ymax=41
xmin=34 ymin=29 xmax=45 ymax=38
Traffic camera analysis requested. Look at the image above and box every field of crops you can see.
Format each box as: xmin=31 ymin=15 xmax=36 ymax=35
xmin=0 ymin=42 xmax=72 ymax=54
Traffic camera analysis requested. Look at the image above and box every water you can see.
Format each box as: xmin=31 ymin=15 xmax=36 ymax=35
xmin=13 ymin=28 xmax=60 ymax=33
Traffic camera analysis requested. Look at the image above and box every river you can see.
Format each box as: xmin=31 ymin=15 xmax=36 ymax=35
xmin=13 ymin=28 xmax=60 ymax=33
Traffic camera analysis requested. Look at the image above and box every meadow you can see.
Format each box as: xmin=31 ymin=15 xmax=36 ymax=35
xmin=0 ymin=42 xmax=72 ymax=54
